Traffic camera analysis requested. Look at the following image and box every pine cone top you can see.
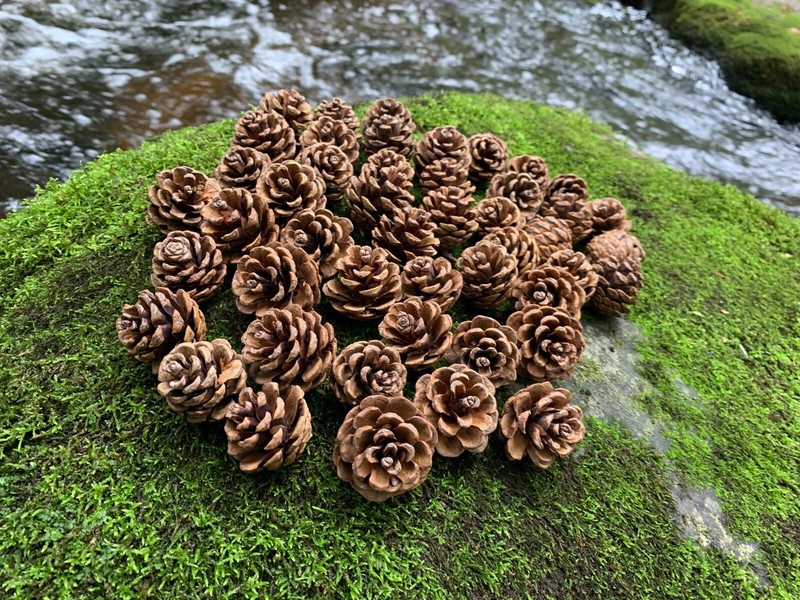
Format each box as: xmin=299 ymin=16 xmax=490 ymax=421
xmin=258 ymin=88 xmax=313 ymax=132
xmin=523 ymin=216 xmax=573 ymax=262
xmin=346 ymin=165 xmax=414 ymax=233
xmin=483 ymin=227 xmax=539 ymax=274
xmin=378 ymin=297 xmax=453 ymax=370
xmin=334 ymin=394 xmax=437 ymax=502
xmin=255 ymin=160 xmax=326 ymax=223
xmin=418 ymin=157 xmax=474 ymax=194
xmin=361 ymin=113 xmax=417 ymax=157
xmin=299 ymin=116 xmax=359 ymax=163
xmin=540 ymin=186 xmax=591 ymax=243
xmin=512 ymin=265 xmax=586 ymax=315
xmin=445 ymin=315 xmax=520 ymax=387
xmin=421 ymin=186 xmax=479 ymax=250
xmin=315 ymin=97 xmax=360 ymax=131
xmin=468 ymin=133 xmax=509 ymax=180
xmin=215 ymin=146 xmax=270 ymax=190
xmin=241 ymin=304 xmax=336 ymax=392
xmin=546 ymin=250 xmax=598 ymax=299
xmin=507 ymin=155 xmax=549 ymax=190
xmin=364 ymin=98 xmax=414 ymax=124
xmin=151 ymin=231 xmax=225 ymax=303
xmin=414 ymin=364 xmax=497 ymax=457
xmin=372 ymin=206 xmax=439 ymax=264
xmin=507 ymin=306 xmax=585 ymax=382
xmin=233 ymin=108 xmax=296 ymax=161
xmin=157 ymin=339 xmax=246 ymax=423
xmin=225 ymin=384 xmax=312 ymax=472
xmin=416 ymin=126 xmax=471 ymax=170
xmin=232 ymin=242 xmax=320 ymax=316
xmin=297 ymin=142 xmax=354 ymax=201
xmin=488 ymin=172 xmax=543 ymax=214
xmin=401 ymin=256 xmax=463 ymax=313
xmin=547 ymin=174 xmax=589 ymax=204
xmin=586 ymin=231 xmax=644 ymax=316
xmin=456 ymin=240 xmax=519 ymax=309
xmin=586 ymin=229 xmax=645 ymax=265
xmin=280 ymin=208 xmax=354 ymax=279
xmin=366 ymin=148 xmax=415 ymax=181
xmin=474 ymin=196 xmax=525 ymax=233
xmin=332 ymin=340 xmax=407 ymax=407
xmin=589 ymin=198 xmax=632 ymax=235
xmin=148 ymin=166 xmax=220 ymax=234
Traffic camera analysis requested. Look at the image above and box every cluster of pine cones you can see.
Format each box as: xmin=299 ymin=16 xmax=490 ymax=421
xmin=116 ymin=89 xmax=644 ymax=502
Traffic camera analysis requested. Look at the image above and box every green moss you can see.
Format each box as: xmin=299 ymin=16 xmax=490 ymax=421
xmin=1 ymin=93 xmax=799 ymax=597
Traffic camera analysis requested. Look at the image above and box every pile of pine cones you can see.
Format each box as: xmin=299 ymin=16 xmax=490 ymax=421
xmin=117 ymin=89 xmax=644 ymax=502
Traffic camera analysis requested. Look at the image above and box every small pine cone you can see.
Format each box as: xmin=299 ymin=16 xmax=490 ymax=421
xmin=457 ymin=239 xmax=518 ymax=309
xmin=346 ymin=164 xmax=414 ymax=233
xmin=415 ymin=126 xmax=471 ymax=171
xmin=474 ymin=197 xmax=525 ymax=233
xmin=588 ymin=198 xmax=632 ymax=236
xmin=414 ymin=364 xmax=497 ymax=457
xmin=488 ymin=172 xmax=543 ymax=215
xmin=546 ymin=174 xmax=589 ymax=205
xmin=232 ymin=242 xmax=320 ymax=316
xmin=280 ymin=208 xmax=354 ymax=279
xmin=148 ymin=166 xmax=221 ymax=234
xmin=586 ymin=229 xmax=645 ymax=265
xmin=314 ymin=97 xmax=360 ymax=131
xmin=421 ymin=186 xmax=479 ymax=250
xmin=586 ymin=230 xmax=644 ymax=316
xmin=151 ymin=231 xmax=225 ymax=302
xmin=233 ymin=108 xmax=296 ymax=161
xmin=332 ymin=340 xmax=407 ymax=407
xmin=116 ymin=288 xmax=206 ymax=369
xmin=258 ymin=88 xmax=313 ymax=132
xmin=418 ymin=157 xmax=474 ymax=195
xmin=523 ymin=216 xmax=573 ymax=262
xmin=241 ymin=304 xmax=336 ymax=392
xmin=255 ymin=160 xmax=326 ymax=223
xmin=512 ymin=265 xmax=586 ymax=315
xmin=507 ymin=155 xmax=549 ymax=191
xmin=299 ymin=116 xmax=360 ymax=163
xmin=361 ymin=98 xmax=416 ymax=157
xmin=483 ymin=228 xmax=539 ymax=274
xmin=364 ymin=97 xmax=414 ymax=123
xmin=445 ymin=315 xmax=519 ymax=387
xmin=366 ymin=148 xmax=415 ymax=182
xmin=468 ymin=133 xmax=509 ymax=180
xmin=401 ymin=256 xmax=463 ymax=312
xmin=507 ymin=306 xmax=585 ymax=382
xmin=225 ymin=384 xmax=312 ymax=473
xmin=371 ymin=206 xmax=439 ymax=264
xmin=200 ymin=187 xmax=279 ymax=262
xmin=378 ymin=297 xmax=453 ymax=370
xmin=297 ymin=142 xmax=353 ymax=202
xmin=547 ymin=250 xmax=599 ymax=300
xmin=500 ymin=382 xmax=585 ymax=467
xmin=333 ymin=395 xmax=437 ymax=502
xmin=323 ymin=245 xmax=402 ymax=320
xmin=215 ymin=146 xmax=270 ymax=191
xmin=541 ymin=175 xmax=592 ymax=242
xmin=157 ymin=339 xmax=246 ymax=423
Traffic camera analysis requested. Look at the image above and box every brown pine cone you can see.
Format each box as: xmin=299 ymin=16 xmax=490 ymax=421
xmin=148 ymin=166 xmax=221 ymax=234
xmin=361 ymin=98 xmax=416 ymax=157
xmin=401 ymin=256 xmax=463 ymax=312
xmin=346 ymin=164 xmax=414 ymax=233
xmin=280 ymin=208 xmax=354 ymax=279
xmin=547 ymin=250 xmax=599 ymax=300
xmin=225 ymin=384 xmax=312 ymax=472
xmin=200 ymin=187 xmax=279 ymax=262
xmin=418 ymin=157 xmax=474 ymax=195
xmin=314 ymin=97 xmax=360 ymax=131
xmin=255 ymin=160 xmax=326 ymax=223
xmin=233 ymin=108 xmax=296 ymax=161
xmin=364 ymin=97 xmax=414 ymax=123
xmin=157 ymin=339 xmax=246 ymax=423
xmin=547 ymin=174 xmax=589 ymax=204
xmin=378 ymin=297 xmax=453 ymax=370
xmin=512 ymin=265 xmax=586 ymax=315
xmin=541 ymin=174 xmax=592 ymax=242
xmin=116 ymin=288 xmax=206 ymax=369
xmin=415 ymin=126 xmax=471 ymax=171
xmin=445 ymin=315 xmax=519 ymax=387
xmin=457 ymin=239 xmax=519 ymax=309
xmin=468 ymin=133 xmax=508 ymax=180
xmin=296 ymin=142 xmax=353 ymax=202
xmin=366 ymin=148 xmax=415 ymax=182
xmin=488 ymin=172 xmax=543 ymax=215
xmin=523 ymin=216 xmax=573 ymax=262
xmin=586 ymin=230 xmax=644 ymax=316
xmin=414 ymin=364 xmax=497 ymax=457
xmin=299 ymin=116 xmax=360 ymax=163
xmin=500 ymin=382 xmax=585 ymax=467
xmin=507 ymin=306 xmax=585 ymax=381
xmin=241 ymin=304 xmax=336 ymax=392
xmin=232 ymin=242 xmax=320 ymax=316
xmin=588 ymin=198 xmax=632 ymax=236
xmin=151 ymin=231 xmax=225 ymax=302
xmin=333 ymin=395 xmax=436 ymax=502
xmin=258 ymin=88 xmax=313 ymax=132
xmin=507 ymin=155 xmax=550 ymax=190
xmin=371 ymin=206 xmax=439 ymax=264
xmin=323 ymin=245 xmax=402 ymax=320
xmin=586 ymin=229 xmax=645 ymax=264
xmin=421 ymin=186 xmax=479 ymax=250
xmin=332 ymin=340 xmax=407 ymax=407
xmin=215 ymin=146 xmax=270 ymax=191
xmin=483 ymin=228 xmax=539 ymax=274
xmin=474 ymin=197 xmax=525 ymax=233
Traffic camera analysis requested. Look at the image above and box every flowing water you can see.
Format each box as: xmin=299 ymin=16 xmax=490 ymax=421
xmin=1 ymin=0 xmax=799 ymax=217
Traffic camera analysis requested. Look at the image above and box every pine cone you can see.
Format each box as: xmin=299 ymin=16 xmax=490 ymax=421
xmin=541 ymin=175 xmax=592 ymax=242
xmin=547 ymin=250 xmax=599 ymax=300
xmin=314 ymin=97 xmax=360 ymax=131
xmin=255 ymin=160 xmax=326 ymax=223
xmin=332 ymin=340 xmax=407 ymax=407
xmin=588 ymin=198 xmax=632 ymax=236
xmin=241 ymin=304 xmax=336 ymax=392
xmin=157 ymin=339 xmax=246 ymax=423
xmin=500 ymin=382 xmax=585 ymax=467
xmin=371 ymin=206 xmax=439 ymax=264
xmin=474 ymin=197 xmax=525 ymax=233
xmin=547 ymin=174 xmax=589 ymax=204
xmin=225 ymin=384 xmax=312 ymax=472
xmin=483 ymin=228 xmax=539 ymax=274
xmin=401 ymin=256 xmax=463 ymax=312
xmin=147 ymin=166 xmax=221 ymax=234
xmin=364 ymin=97 xmax=414 ymax=123
xmin=586 ymin=229 xmax=644 ymax=264
xmin=299 ymin=116 xmax=360 ymax=163
xmin=280 ymin=208 xmax=354 ymax=279
xmin=468 ymin=133 xmax=508 ymax=180
xmin=488 ymin=172 xmax=543 ymax=215
xmin=151 ymin=231 xmax=225 ymax=302
xmin=415 ymin=126 xmax=471 ymax=171
xmin=418 ymin=157 xmax=474 ymax=195
xmin=215 ymin=146 xmax=270 ymax=191
xmin=232 ymin=242 xmax=320 ymax=316
xmin=333 ymin=395 xmax=436 ymax=502
xmin=346 ymin=164 xmax=414 ymax=233
xmin=507 ymin=155 xmax=549 ymax=191
xmin=366 ymin=148 xmax=415 ymax=182
xmin=512 ymin=265 xmax=586 ymax=315
xmin=445 ymin=315 xmax=519 ymax=387
xmin=323 ymin=245 xmax=402 ymax=320
xmin=523 ymin=216 xmax=573 ymax=262
xmin=421 ymin=186 xmax=479 ymax=250
xmin=414 ymin=364 xmax=497 ymax=457
xmin=586 ymin=230 xmax=644 ymax=316
xmin=116 ymin=288 xmax=206 ymax=369
xmin=200 ymin=187 xmax=279 ymax=262
xmin=233 ymin=108 xmax=296 ymax=161
xmin=361 ymin=98 xmax=416 ymax=157
xmin=507 ymin=306 xmax=585 ymax=381
xmin=258 ymin=88 xmax=313 ymax=132
xmin=457 ymin=239 xmax=518 ymax=309
xmin=378 ymin=297 xmax=453 ymax=370
xmin=296 ymin=142 xmax=353 ymax=202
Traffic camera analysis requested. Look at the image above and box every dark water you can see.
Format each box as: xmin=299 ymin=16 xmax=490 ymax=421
xmin=1 ymin=0 xmax=799 ymax=216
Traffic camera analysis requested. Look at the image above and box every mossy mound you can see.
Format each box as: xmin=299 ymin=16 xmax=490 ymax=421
xmin=1 ymin=93 xmax=799 ymax=598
